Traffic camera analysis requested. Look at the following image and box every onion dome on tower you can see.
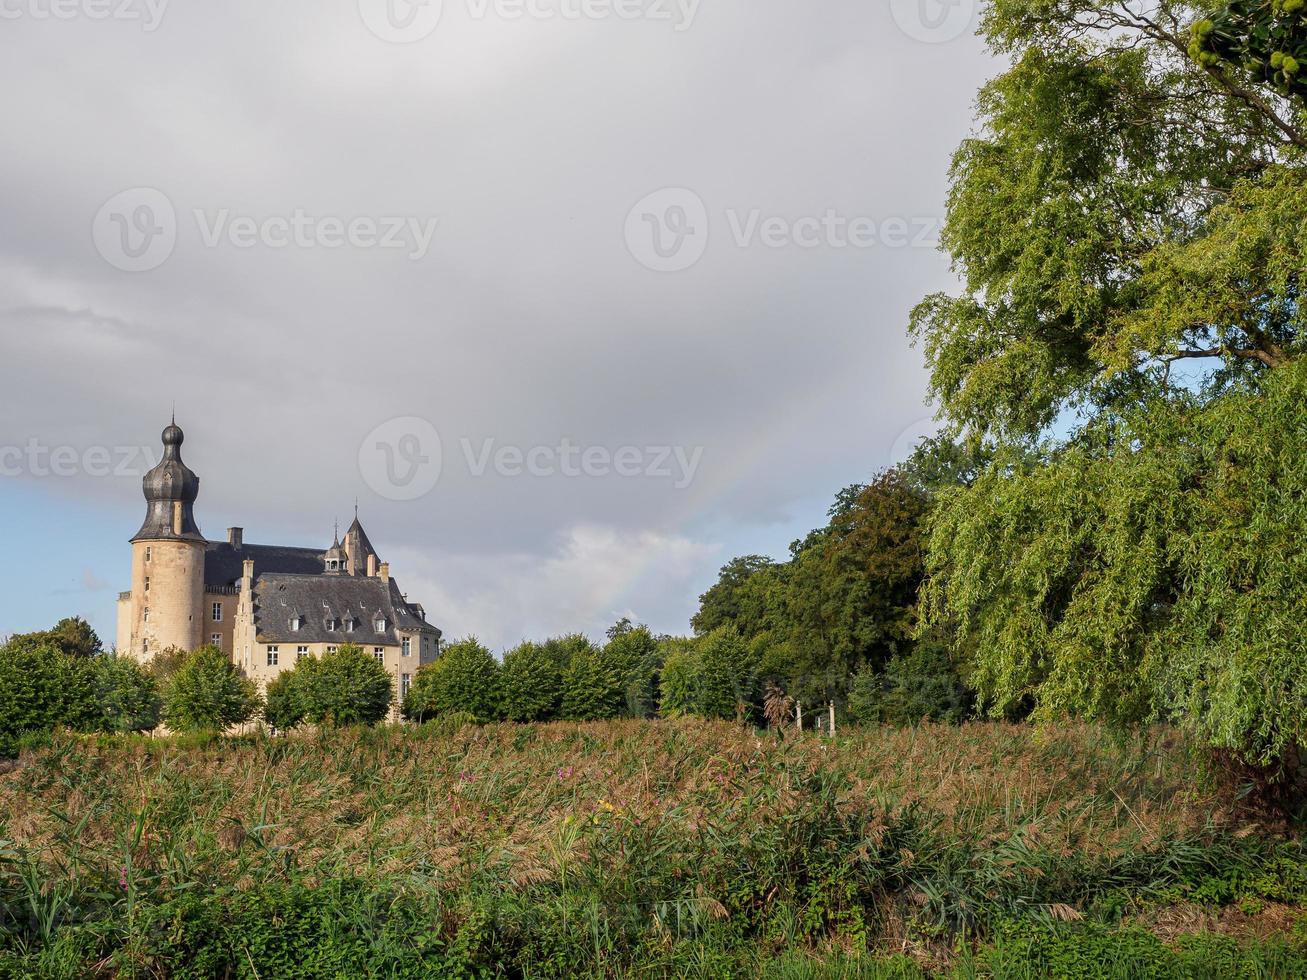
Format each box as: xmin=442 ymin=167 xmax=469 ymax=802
xmin=131 ymin=419 xmax=205 ymax=542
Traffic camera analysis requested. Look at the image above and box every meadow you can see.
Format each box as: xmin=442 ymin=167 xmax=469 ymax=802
xmin=1 ymin=718 xmax=1305 ymax=978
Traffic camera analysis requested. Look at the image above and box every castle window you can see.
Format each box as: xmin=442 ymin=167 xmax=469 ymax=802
xmin=144 ymin=576 xmax=150 ymax=592
xmin=327 ymin=645 xmax=337 ymax=653
xmin=290 ymin=616 xmax=301 ymax=631
xmin=402 ymin=637 xmax=411 ymax=657
xmin=296 ymin=646 xmax=309 ymax=660
xmin=145 ymin=547 xmax=151 ymax=562
xmin=325 ymin=619 xmax=336 ymax=632
xmin=373 ymin=648 xmax=385 ymax=662
xmin=143 ymin=607 xmax=150 ymax=623
xmin=401 ymin=673 xmax=412 ymax=699
xmin=266 ymin=646 xmax=279 ymax=666
xmin=212 ymin=602 xmax=222 ymax=622
xmin=345 ymin=619 xmax=355 ymax=633
xmin=211 ymin=633 xmax=221 ymax=645
xmin=374 ymin=617 xmax=387 ymax=633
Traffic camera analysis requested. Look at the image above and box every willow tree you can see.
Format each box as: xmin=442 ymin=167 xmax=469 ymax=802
xmin=913 ymin=0 xmax=1307 ymax=774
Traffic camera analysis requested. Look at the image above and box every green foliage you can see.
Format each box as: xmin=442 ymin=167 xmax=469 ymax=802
xmin=845 ymin=642 xmax=973 ymax=727
xmin=262 ymin=671 xmax=306 ymax=733
xmin=908 ymin=0 xmax=1307 ymax=777
xmin=601 ymin=621 xmax=663 ymax=718
xmin=1192 ymin=0 xmax=1307 ymax=103
xmin=923 ymin=361 xmax=1307 ymax=766
xmin=161 ymin=646 xmax=260 ymax=733
xmin=659 ymin=627 xmax=756 ymax=721
xmin=500 ymin=641 xmax=564 ymax=721
xmin=403 ymin=637 xmax=501 ymax=723
xmin=694 ymin=470 xmax=941 ymax=709
xmin=91 ymin=655 xmax=161 ymax=733
xmin=5 ymin=616 xmax=102 ymax=659
xmin=559 ymin=643 xmax=624 ymax=721
xmin=291 ymin=644 xmax=393 ymax=727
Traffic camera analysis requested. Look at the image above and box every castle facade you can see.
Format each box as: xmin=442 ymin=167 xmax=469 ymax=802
xmin=116 ymin=421 xmax=442 ymax=710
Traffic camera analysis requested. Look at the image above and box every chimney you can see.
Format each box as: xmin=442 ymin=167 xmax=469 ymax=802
xmin=367 ymin=554 xmax=377 ymax=577
xmin=378 ymin=562 xmax=389 ymax=583
xmin=228 ymin=527 xmax=244 ymax=548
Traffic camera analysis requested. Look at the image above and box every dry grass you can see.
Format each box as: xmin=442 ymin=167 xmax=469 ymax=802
xmin=0 ymin=718 xmax=1235 ymax=890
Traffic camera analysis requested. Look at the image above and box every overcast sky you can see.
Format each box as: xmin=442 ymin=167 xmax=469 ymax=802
xmin=0 ymin=0 xmax=993 ymax=650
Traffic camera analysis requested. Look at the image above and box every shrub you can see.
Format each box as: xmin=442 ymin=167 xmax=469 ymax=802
xmin=295 ymin=644 xmax=393 ymax=727
xmin=559 ymin=645 xmax=623 ymax=721
xmin=603 ymin=621 xmax=663 ymax=718
xmin=660 ymin=628 xmax=756 ymax=721
xmin=91 ymin=654 xmax=162 ymax=733
xmin=162 ymin=646 xmax=260 ymax=733
xmin=263 ymin=671 xmax=306 ymax=733
xmin=500 ymin=641 xmax=563 ymax=722
xmin=404 ymin=638 xmax=500 ymax=723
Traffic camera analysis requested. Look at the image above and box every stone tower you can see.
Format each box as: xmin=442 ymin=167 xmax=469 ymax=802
xmin=124 ymin=419 xmax=206 ymax=658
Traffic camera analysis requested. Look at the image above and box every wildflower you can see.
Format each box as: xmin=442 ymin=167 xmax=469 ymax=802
xmin=556 ymin=767 xmax=574 ymax=781
xmin=119 ymin=865 xmax=129 ymax=891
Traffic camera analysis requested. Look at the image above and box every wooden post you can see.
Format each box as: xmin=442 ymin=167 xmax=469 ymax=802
xmin=829 ymin=701 xmax=836 ymax=738
xmin=795 ymin=700 xmax=802 ymax=733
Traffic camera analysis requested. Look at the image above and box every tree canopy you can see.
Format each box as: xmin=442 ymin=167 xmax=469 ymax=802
xmin=912 ymin=0 xmax=1307 ymax=772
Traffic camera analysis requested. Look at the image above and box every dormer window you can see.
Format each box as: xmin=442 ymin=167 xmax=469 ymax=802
xmin=345 ymin=618 xmax=355 ymax=633
xmin=325 ymin=619 xmax=336 ymax=632
xmin=290 ymin=615 xmax=301 ymax=631
xmin=374 ymin=617 xmax=387 ymax=633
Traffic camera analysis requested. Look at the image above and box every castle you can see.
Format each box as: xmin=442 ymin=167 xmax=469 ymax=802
xmin=116 ymin=421 xmax=442 ymax=710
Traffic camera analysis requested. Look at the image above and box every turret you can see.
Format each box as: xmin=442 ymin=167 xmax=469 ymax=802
xmin=125 ymin=419 xmax=207 ymax=659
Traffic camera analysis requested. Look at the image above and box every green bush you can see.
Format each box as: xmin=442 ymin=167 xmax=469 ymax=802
xmin=500 ymin=641 xmax=564 ymax=721
xmin=403 ymin=637 xmax=501 ymax=723
xmin=162 ymin=646 xmax=260 ymax=733
xmin=660 ymin=628 xmax=756 ymax=721
xmin=90 ymin=655 xmax=161 ymax=733
xmin=295 ymin=644 xmax=393 ymax=727
xmin=560 ymin=645 xmax=623 ymax=721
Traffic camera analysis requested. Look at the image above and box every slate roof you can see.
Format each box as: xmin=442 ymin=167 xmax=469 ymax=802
xmin=204 ymin=541 xmax=324 ymax=588
xmin=252 ymin=572 xmax=440 ymax=644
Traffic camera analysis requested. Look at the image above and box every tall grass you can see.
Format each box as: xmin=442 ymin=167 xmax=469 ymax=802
xmin=0 ymin=720 xmax=1302 ymax=977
